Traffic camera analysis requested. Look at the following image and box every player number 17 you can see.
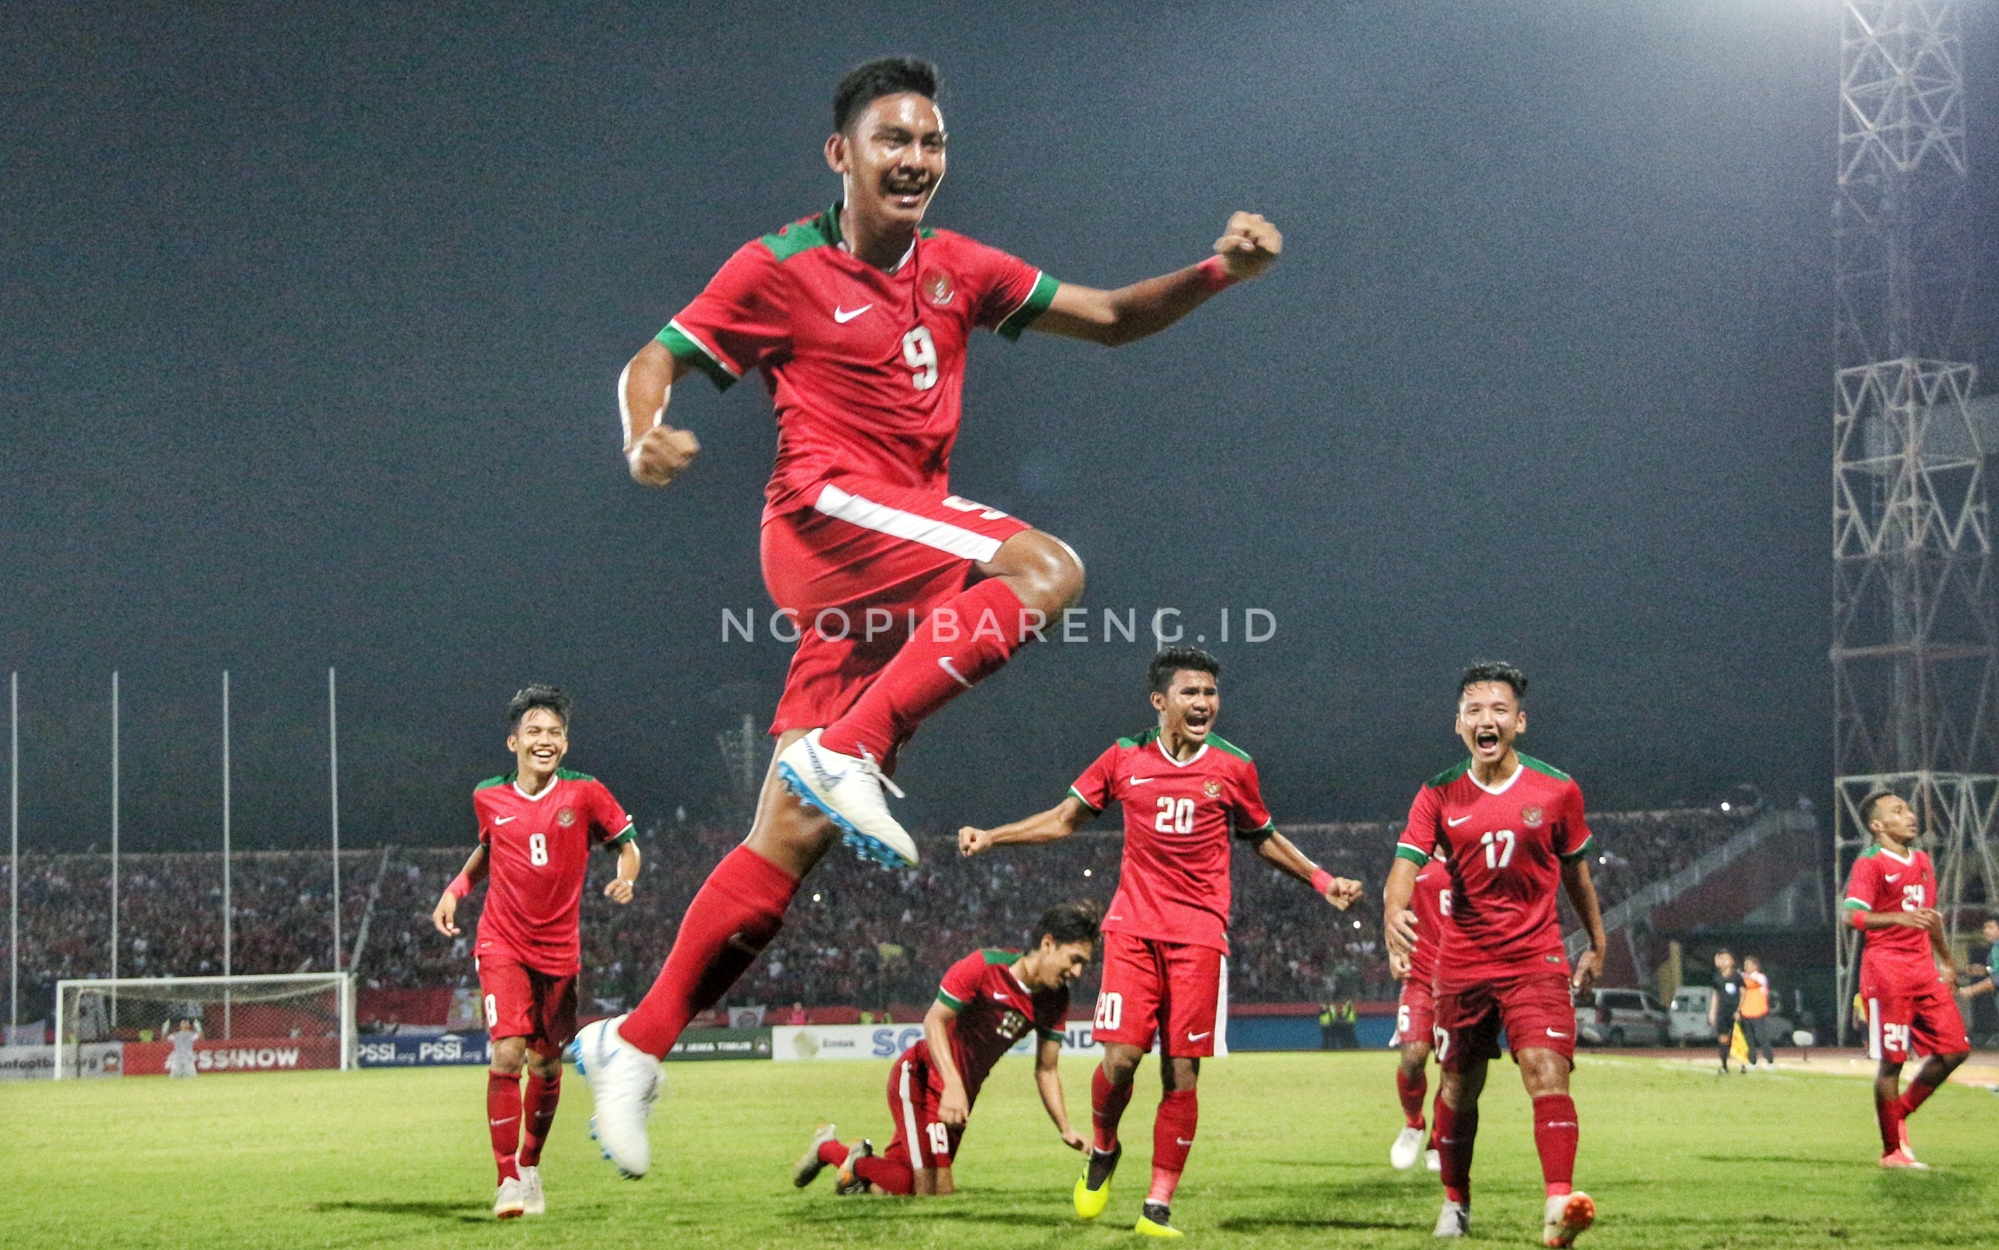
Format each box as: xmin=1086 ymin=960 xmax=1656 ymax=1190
xmin=1480 ymin=828 xmax=1516 ymax=869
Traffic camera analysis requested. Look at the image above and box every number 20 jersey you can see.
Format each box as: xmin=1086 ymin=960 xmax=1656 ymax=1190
xmin=658 ymin=204 xmax=1057 ymax=522
xmin=1396 ymin=755 xmax=1593 ymax=988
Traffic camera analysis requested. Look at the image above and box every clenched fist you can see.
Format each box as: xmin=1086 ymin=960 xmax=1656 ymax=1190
xmin=1214 ymin=211 xmax=1282 ymax=282
xmin=627 ymin=424 xmax=701 ymax=488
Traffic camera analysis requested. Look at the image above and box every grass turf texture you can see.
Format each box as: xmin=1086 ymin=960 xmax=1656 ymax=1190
xmin=2 ymin=1052 xmax=1995 ymax=1248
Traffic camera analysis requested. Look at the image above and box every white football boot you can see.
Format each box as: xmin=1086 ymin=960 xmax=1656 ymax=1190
xmin=493 ymin=1176 xmax=526 ymax=1220
xmin=793 ymin=1123 xmax=840 ymax=1187
xmin=776 ymin=729 xmax=918 ymax=869
xmin=516 ymin=1165 xmax=545 ymax=1215
xmin=572 ymin=1015 xmax=662 ymax=1179
xmin=1425 ymin=1148 xmax=1442 ymax=1172
xmin=1543 ymin=1192 xmax=1595 ymax=1246
xmin=1433 ymin=1199 xmax=1468 ymax=1237
xmin=1391 ymin=1125 xmax=1425 ymax=1170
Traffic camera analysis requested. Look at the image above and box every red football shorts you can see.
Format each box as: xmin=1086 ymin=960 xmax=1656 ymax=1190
xmin=883 ymin=1046 xmax=965 ymax=1171
xmin=1865 ymin=978 xmax=1970 ymax=1063
xmin=1433 ymin=970 xmax=1576 ymax=1072
xmin=478 ymin=958 xmax=578 ymax=1058
xmin=1092 ymin=930 xmax=1227 ymax=1058
xmin=762 ymin=474 xmax=1034 ymax=748
xmin=1395 ymin=972 xmax=1437 ymax=1048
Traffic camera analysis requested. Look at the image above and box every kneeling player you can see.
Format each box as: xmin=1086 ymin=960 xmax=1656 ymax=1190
xmin=432 ymin=685 xmax=641 ymax=1218
xmin=793 ymin=901 xmax=1099 ymax=1195
xmin=1383 ymin=662 xmax=1607 ymax=1247
xmin=1842 ymin=790 xmax=1970 ymax=1168
xmin=1389 ymin=850 xmax=1449 ymax=1173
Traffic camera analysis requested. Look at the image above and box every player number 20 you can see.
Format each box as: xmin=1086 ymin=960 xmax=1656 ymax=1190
xmin=1095 ymin=992 xmax=1123 ymax=1033
xmin=1155 ymin=796 xmax=1194 ymax=833
xmin=1480 ymin=828 xmax=1516 ymax=869
xmin=902 ymin=327 xmax=938 ymax=391
xmin=529 ymin=833 xmax=549 ymax=866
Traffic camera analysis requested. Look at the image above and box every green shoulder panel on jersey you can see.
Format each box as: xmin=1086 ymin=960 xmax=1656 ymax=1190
xmin=555 ymin=767 xmax=596 ymax=782
xmin=995 ymin=271 xmax=1060 ymax=341
xmin=1557 ymin=834 xmax=1596 ymax=864
xmin=605 ymin=824 xmax=636 ymax=849
xmin=475 ymin=773 xmax=513 ymax=791
xmin=1425 ymin=759 xmax=1471 ymax=789
xmin=1842 ymin=896 xmax=1872 ymax=910
xmin=980 ymin=948 xmax=1024 ymax=967
xmin=1206 ymin=733 xmax=1252 ymax=761
xmin=657 ymin=322 xmax=739 ymax=391
xmin=1517 ymin=752 xmax=1572 ymax=783
xmin=1858 ymin=845 xmax=1882 ymax=859
xmin=935 ymin=987 xmax=966 ymax=1011
xmin=758 ymin=205 xmax=838 ymax=262
xmin=1067 ymin=785 xmax=1102 ymax=813
xmin=1116 ymin=727 xmax=1161 ymax=750
xmin=1394 ymin=843 xmax=1431 ymax=867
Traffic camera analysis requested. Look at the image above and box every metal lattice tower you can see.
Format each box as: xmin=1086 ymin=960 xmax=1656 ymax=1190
xmin=1832 ymin=0 xmax=1999 ymax=1041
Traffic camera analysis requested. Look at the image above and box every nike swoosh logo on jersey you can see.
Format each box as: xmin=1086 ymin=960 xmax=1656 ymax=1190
xmin=1546 ymin=1029 xmax=1568 ymax=1038
xmin=1186 ymin=1031 xmax=1210 ymax=1042
xmin=937 ymin=656 xmax=973 ymax=688
xmin=1886 ymin=874 xmax=1901 ymax=882
xmin=833 ymin=304 xmax=873 ymax=323
xmin=1130 ymin=776 xmax=1158 ymax=785
xmin=494 ymin=816 xmax=517 ymax=824
xmin=1447 ymin=815 xmax=1472 ymax=826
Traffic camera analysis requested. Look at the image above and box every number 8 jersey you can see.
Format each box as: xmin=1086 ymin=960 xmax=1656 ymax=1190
xmin=473 ymin=769 xmax=635 ymax=974
xmin=1069 ymin=728 xmax=1277 ymax=955
xmin=1395 ymin=755 xmax=1594 ymax=987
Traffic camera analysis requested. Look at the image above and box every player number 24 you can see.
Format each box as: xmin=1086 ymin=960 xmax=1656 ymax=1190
xmin=1480 ymin=828 xmax=1516 ymax=869
xmin=903 ymin=327 xmax=938 ymax=391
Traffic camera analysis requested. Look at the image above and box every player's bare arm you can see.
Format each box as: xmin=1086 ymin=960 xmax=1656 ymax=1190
xmin=1251 ymin=830 xmax=1364 ymax=909
xmin=957 ymin=794 xmax=1094 ymax=857
xmin=603 ymin=840 xmax=641 ymax=904
xmin=1382 ymin=855 xmax=1420 ymax=961
xmin=432 ymin=843 xmax=489 ymax=936
xmin=923 ymin=998 xmax=971 ymax=1128
xmin=619 ymin=344 xmax=702 ymax=487
xmin=1034 ymin=1035 xmax=1087 ymax=1151
xmin=1560 ymin=855 xmax=1609 ymax=993
xmin=1030 ymin=212 xmax=1283 ymax=346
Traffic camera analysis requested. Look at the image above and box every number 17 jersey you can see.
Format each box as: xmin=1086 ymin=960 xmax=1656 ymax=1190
xmin=1395 ymin=755 xmax=1593 ymax=988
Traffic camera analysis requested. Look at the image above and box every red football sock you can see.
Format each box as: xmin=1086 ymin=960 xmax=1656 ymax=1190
xmin=1434 ymin=1098 xmax=1477 ymax=1204
xmin=1397 ymin=1065 xmax=1428 ymax=1129
xmin=1092 ymin=1064 xmax=1135 ymax=1152
xmin=1874 ymin=1090 xmax=1904 ymax=1155
xmin=1532 ymin=1094 xmax=1577 ymax=1197
xmin=1897 ymin=1079 xmax=1940 ymax=1119
xmin=620 ymin=846 xmax=799 ymax=1057
xmin=487 ymin=1072 xmax=522 ymax=1183
xmin=817 ymin=1140 xmax=850 ymax=1168
xmin=1149 ymin=1089 xmax=1198 ymax=1203
xmin=518 ymin=1070 xmax=560 ymax=1166
xmin=818 ymin=578 xmax=1031 ymax=761
xmin=1429 ymin=1089 xmax=1445 ymax=1150
xmin=853 ymin=1154 xmax=914 ymax=1195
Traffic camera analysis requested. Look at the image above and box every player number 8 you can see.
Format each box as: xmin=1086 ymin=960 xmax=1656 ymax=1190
xmin=529 ymin=833 xmax=549 ymax=866
xmin=903 ymin=327 xmax=938 ymax=391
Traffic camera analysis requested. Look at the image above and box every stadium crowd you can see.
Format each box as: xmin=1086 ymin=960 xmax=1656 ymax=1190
xmin=3 ymin=807 xmax=1754 ymax=1023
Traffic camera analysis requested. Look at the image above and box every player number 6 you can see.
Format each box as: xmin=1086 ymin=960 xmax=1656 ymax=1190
xmin=902 ymin=327 xmax=938 ymax=391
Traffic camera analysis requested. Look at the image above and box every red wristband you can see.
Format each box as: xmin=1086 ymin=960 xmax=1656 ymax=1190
xmin=1196 ymin=254 xmax=1236 ymax=292
xmin=447 ymin=873 xmax=472 ymax=900
xmin=1310 ymin=868 xmax=1335 ymax=896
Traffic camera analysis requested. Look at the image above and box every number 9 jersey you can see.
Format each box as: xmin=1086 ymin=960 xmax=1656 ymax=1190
xmin=473 ymin=769 xmax=635 ymax=974
xmin=1394 ymin=755 xmax=1593 ymax=989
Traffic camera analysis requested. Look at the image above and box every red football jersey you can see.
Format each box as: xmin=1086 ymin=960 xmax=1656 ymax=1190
xmin=1843 ymin=844 xmax=1943 ymax=994
xmin=930 ymin=948 xmax=1070 ymax=1098
xmin=472 ymin=769 xmax=634 ymax=974
xmin=1396 ymin=755 xmax=1593 ymax=987
xmin=1070 ymin=729 xmax=1277 ymax=954
xmin=659 ymin=204 xmax=1057 ymax=521
xmin=1406 ymin=852 xmax=1452 ymax=987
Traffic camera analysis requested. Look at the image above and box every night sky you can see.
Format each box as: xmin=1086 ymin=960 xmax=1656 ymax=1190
xmin=7 ymin=2 xmax=1998 ymax=854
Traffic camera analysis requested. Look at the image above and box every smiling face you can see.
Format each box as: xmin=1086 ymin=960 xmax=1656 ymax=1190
xmin=1021 ymin=936 xmax=1094 ymax=992
xmin=825 ymin=92 xmax=947 ymax=236
xmin=1867 ymin=793 xmax=1920 ymax=851
xmin=1153 ymin=668 xmax=1220 ymax=748
xmin=1455 ymin=680 xmax=1525 ymax=769
xmin=508 ymin=706 xmax=568 ymax=782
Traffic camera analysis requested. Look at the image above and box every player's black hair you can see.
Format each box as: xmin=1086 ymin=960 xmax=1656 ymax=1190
xmin=1858 ymin=788 xmax=1899 ymax=829
xmin=1033 ymin=900 xmax=1102 ymax=948
xmin=1458 ymin=660 xmax=1527 ymax=701
xmin=833 ymin=56 xmax=941 ymax=133
xmin=506 ymin=683 xmax=572 ymax=731
xmin=1149 ymin=645 xmax=1220 ymax=695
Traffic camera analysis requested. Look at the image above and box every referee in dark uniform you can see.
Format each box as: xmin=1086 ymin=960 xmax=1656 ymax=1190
xmin=1708 ymin=949 xmax=1743 ymax=1074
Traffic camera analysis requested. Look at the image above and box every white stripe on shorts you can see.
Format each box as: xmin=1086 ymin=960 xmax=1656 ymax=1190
xmin=814 ymin=484 xmax=1006 ymax=564
xmin=1213 ymin=956 xmax=1230 ymax=1058
xmin=1867 ymin=997 xmax=1881 ymax=1061
xmin=899 ymin=1058 xmax=925 ymax=1170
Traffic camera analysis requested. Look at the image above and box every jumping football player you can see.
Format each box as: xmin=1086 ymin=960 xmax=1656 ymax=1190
xmin=431 ymin=685 xmax=640 ymax=1219
xmin=1388 ymin=849 xmax=1450 ymax=1173
xmin=578 ymin=56 xmax=1284 ymax=1178
xmin=1841 ymin=790 xmax=1969 ymax=1168
xmin=1382 ymin=661 xmax=1607 ymax=1247
xmin=959 ymin=647 xmax=1363 ymax=1237
xmin=792 ymin=901 xmax=1099 ymax=1197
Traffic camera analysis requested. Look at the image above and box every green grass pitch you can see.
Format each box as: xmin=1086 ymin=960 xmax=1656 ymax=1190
xmin=2 ymin=1052 xmax=1995 ymax=1248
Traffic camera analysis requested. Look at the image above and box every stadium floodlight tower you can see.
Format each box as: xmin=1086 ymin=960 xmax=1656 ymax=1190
xmin=1831 ymin=0 xmax=1999 ymax=1042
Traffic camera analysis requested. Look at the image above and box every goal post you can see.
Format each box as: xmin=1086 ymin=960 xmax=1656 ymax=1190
xmin=54 ymin=973 xmax=356 ymax=1079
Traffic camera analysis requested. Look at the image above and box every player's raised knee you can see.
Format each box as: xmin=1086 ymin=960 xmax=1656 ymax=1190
xmin=988 ymin=529 xmax=1085 ymax=614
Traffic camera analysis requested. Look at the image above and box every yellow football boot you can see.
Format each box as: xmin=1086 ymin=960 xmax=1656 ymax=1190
xmin=1073 ymin=1142 xmax=1119 ymax=1219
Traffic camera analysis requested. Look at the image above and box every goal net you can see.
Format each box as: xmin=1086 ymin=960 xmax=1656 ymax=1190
xmin=54 ymin=974 xmax=355 ymax=1079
